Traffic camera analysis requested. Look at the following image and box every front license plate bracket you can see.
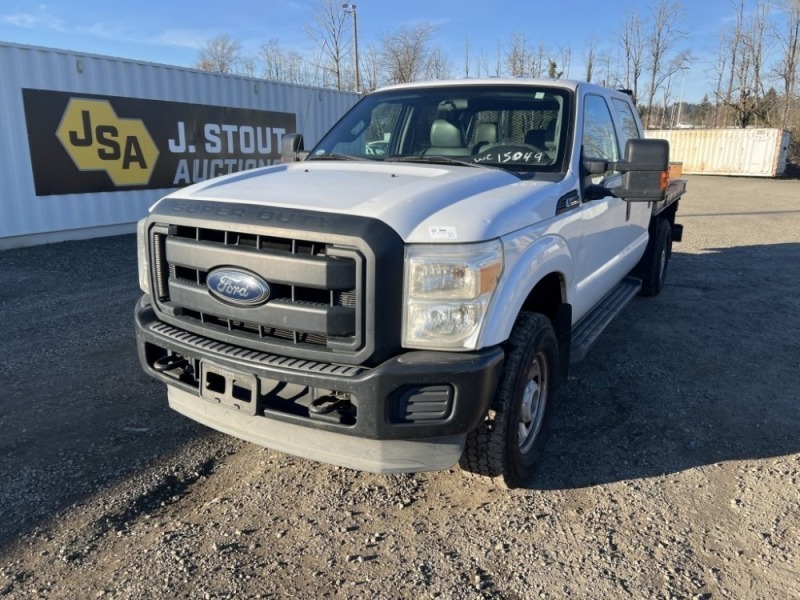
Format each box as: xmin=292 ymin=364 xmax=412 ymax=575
xmin=200 ymin=361 xmax=259 ymax=415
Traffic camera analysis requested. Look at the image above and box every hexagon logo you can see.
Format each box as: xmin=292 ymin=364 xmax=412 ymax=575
xmin=56 ymin=98 xmax=159 ymax=186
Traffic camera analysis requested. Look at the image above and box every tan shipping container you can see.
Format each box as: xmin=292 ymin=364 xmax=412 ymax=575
xmin=646 ymin=128 xmax=790 ymax=177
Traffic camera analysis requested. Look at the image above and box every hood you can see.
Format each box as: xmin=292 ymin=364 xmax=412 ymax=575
xmin=159 ymin=161 xmax=562 ymax=243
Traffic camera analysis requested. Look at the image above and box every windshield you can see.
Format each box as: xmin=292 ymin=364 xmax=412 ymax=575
xmin=309 ymin=84 xmax=572 ymax=176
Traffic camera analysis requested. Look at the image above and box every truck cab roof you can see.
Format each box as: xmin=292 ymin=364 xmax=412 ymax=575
xmin=374 ymin=78 xmax=631 ymax=100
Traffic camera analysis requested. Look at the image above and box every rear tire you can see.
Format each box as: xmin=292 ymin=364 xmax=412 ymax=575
xmin=460 ymin=312 xmax=559 ymax=488
xmin=635 ymin=219 xmax=672 ymax=297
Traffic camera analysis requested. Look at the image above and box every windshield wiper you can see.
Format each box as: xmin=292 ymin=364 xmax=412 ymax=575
xmin=306 ymin=153 xmax=361 ymax=161
xmin=386 ymin=155 xmax=488 ymax=169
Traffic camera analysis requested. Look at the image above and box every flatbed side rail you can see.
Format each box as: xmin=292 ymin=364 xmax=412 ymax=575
xmin=653 ymin=178 xmax=686 ymax=216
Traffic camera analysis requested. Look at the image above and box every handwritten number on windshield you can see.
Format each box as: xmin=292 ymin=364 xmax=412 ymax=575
xmin=474 ymin=151 xmax=544 ymax=164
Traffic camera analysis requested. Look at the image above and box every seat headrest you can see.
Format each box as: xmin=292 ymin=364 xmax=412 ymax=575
xmin=525 ymin=120 xmax=557 ymax=147
xmin=524 ymin=129 xmax=546 ymax=147
xmin=474 ymin=122 xmax=498 ymax=145
xmin=430 ymin=119 xmax=463 ymax=148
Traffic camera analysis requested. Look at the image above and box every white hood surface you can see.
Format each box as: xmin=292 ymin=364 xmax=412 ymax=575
xmin=161 ymin=161 xmax=563 ymax=243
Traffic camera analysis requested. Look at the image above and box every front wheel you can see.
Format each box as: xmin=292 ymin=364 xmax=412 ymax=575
xmin=460 ymin=312 xmax=559 ymax=488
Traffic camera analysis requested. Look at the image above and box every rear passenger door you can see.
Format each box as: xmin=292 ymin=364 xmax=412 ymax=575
xmin=611 ymin=97 xmax=651 ymax=233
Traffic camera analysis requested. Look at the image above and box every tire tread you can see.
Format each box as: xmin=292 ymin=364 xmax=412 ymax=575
xmin=460 ymin=312 xmax=558 ymax=488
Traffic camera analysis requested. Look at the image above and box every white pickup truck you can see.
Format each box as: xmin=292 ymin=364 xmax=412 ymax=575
xmin=135 ymin=79 xmax=685 ymax=487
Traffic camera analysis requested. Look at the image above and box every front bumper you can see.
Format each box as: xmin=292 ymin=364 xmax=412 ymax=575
xmin=135 ymin=297 xmax=503 ymax=472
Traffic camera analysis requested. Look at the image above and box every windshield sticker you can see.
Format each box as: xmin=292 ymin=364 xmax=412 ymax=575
xmin=429 ymin=226 xmax=458 ymax=240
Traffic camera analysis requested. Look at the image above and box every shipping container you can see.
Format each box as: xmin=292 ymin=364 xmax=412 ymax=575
xmin=646 ymin=128 xmax=791 ymax=178
xmin=0 ymin=42 xmax=359 ymax=249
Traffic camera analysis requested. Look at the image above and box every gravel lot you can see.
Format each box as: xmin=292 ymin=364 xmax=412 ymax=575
xmin=1 ymin=175 xmax=798 ymax=599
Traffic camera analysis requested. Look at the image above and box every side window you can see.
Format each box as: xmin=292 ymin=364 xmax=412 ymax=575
xmin=582 ymin=94 xmax=620 ymax=163
xmin=612 ymin=97 xmax=641 ymax=150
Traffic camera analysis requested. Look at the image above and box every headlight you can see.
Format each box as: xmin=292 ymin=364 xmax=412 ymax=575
xmin=136 ymin=218 xmax=150 ymax=295
xmin=403 ymin=240 xmax=503 ymax=350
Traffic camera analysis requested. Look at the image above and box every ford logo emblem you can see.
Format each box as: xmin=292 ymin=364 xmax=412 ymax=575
xmin=207 ymin=268 xmax=271 ymax=306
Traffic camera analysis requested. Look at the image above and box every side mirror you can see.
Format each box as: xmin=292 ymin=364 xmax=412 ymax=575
xmin=280 ymin=133 xmax=306 ymax=163
xmin=612 ymin=139 xmax=669 ymax=202
xmin=582 ymin=158 xmax=609 ymax=175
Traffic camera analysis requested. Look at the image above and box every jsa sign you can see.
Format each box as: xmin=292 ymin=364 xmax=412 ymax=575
xmin=23 ymin=89 xmax=296 ymax=196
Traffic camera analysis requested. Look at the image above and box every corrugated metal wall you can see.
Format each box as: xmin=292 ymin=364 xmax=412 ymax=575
xmin=0 ymin=42 xmax=359 ymax=247
xmin=646 ymin=128 xmax=791 ymax=177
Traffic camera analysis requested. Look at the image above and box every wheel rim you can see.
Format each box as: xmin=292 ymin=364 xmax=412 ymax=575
xmin=518 ymin=351 xmax=548 ymax=453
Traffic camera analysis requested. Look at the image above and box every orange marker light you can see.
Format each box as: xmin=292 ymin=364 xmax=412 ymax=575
xmin=660 ymin=170 xmax=669 ymax=191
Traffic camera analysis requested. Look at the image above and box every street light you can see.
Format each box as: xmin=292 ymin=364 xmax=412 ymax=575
xmin=675 ymin=67 xmax=688 ymax=127
xmin=342 ymin=3 xmax=359 ymax=93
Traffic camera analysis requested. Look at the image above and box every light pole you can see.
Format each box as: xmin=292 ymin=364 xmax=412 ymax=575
xmin=342 ymin=3 xmax=359 ymax=93
xmin=675 ymin=67 xmax=688 ymax=126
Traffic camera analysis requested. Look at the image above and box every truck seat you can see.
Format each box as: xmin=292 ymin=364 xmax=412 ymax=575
xmin=524 ymin=120 xmax=557 ymax=150
xmin=425 ymin=119 xmax=467 ymax=156
xmin=472 ymin=122 xmax=498 ymax=153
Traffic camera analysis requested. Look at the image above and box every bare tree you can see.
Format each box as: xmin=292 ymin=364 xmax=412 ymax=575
xmin=746 ymin=0 xmax=772 ymax=106
xmin=504 ymin=33 xmax=553 ymax=78
xmin=643 ymin=0 xmax=691 ymax=127
xmin=773 ymin=0 xmax=800 ymax=127
xmin=506 ymin=32 xmax=531 ymax=77
xmin=260 ymin=39 xmax=288 ymax=82
xmin=196 ymin=33 xmax=243 ymax=74
xmin=426 ymin=47 xmax=453 ymax=80
xmin=467 ymin=48 xmax=491 ymax=78
xmin=472 ymin=50 xmax=484 ymax=77
xmin=239 ymin=56 xmax=257 ymax=78
xmin=711 ymin=29 xmax=731 ymax=127
xmin=619 ymin=7 xmax=646 ymax=104
xmin=585 ymin=36 xmax=598 ymax=82
xmin=709 ymin=0 xmax=747 ymax=127
xmin=726 ymin=0 xmax=746 ymax=111
xmin=306 ymin=0 xmax=349 ymax=90
xmin=661 ymin=70 xmax=679 ymax=127
xmin=530 ymin=43 xmax=547 ymax=78
xmin=360 ymin=43 xmax=383 ymax=92
xmin=715 ymin=0 xmax=774 ymax=128
xmin=381 ymin=23 xmax=436 ymax=84
xmin=547 ymin=45 xmax=572 ymax=80
xmin=595 ymin=46 xmax=622 ymax=88
xmin=259 ymin=39 xmax=317 ymax=86
xmin=464 ymin=36 xmax=471 ymax=77
xmin=463 ymin=37 xmax=493 ymax=77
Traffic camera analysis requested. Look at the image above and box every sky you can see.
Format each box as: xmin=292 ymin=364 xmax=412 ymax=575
xmin=0 ymin=0 xmax=756 ymax=103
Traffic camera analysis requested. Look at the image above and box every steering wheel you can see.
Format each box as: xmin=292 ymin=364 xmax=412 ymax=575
xmin=472 ymin=144 xmax=547 ymax=164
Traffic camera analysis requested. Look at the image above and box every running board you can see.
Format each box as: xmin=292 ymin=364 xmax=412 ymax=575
xmin=570 ymin=277 xmax=642 ymax=364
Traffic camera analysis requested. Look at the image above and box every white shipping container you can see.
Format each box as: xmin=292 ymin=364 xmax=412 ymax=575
xmin=646 ymin=128 xmax=791 ymax=178
xmin=0 ymin=42 xmax=359 ymax=249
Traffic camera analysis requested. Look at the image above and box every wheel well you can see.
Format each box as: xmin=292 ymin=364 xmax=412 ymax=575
xmin=520 ymin=272 xmax=565 ymax=324
xmin=519 ymin=272 xmax=571 ymax=383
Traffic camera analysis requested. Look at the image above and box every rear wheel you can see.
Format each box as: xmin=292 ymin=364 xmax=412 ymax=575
xmin=460 ymin=312 xmax=559 ymax=488
xmin=635 ymin=218 xmax=672 ymax=297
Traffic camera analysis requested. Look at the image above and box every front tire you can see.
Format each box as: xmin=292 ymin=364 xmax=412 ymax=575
xmin=460 ymin=312 xmax=559 ymax=488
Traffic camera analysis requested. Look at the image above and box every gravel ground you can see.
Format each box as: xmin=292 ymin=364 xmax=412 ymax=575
xmin=1 ymin=175 xmax=798 ymax=599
